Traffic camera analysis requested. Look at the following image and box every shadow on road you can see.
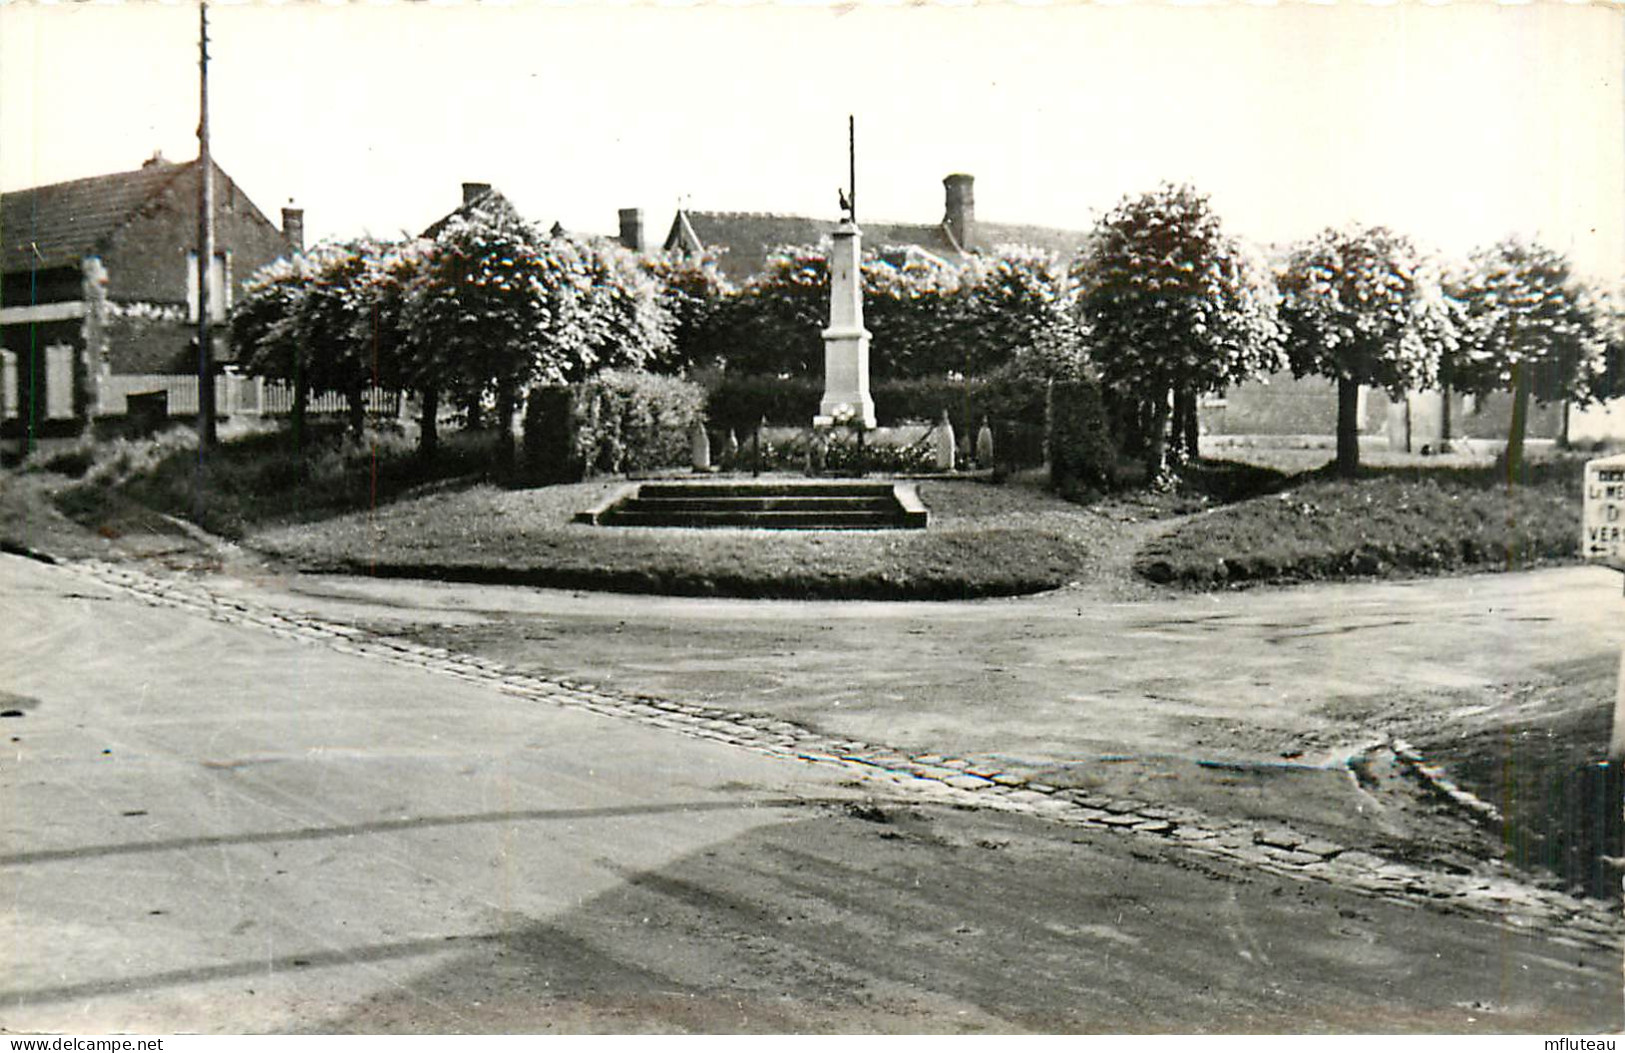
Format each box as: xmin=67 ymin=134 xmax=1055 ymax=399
xmin=307 ymin=804 xmax=1617 ymax=1034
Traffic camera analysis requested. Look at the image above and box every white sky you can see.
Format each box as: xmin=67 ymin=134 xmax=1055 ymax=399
xmin=2 ymin=0 xmax=1622 ymax=278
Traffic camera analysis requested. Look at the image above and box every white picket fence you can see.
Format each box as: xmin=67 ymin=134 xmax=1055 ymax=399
xmin=99 ymin=374 xmax=402 ymax=419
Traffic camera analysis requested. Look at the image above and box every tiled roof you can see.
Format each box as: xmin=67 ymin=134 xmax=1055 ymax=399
xmin=673 ymin=212 xmax=835 ymax=282
xmin=421 ymin=188 xmax=528 ymax=239
xmin=976 ymin=221 xmax=1087 ymax=261
xmin=667 ymin=209 xmax=1083 ymax=282
xmin=1 ymin=160 xmax=193 ymax=273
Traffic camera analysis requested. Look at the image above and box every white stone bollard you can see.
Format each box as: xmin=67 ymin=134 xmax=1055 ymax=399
xmin=690 ymin=418 xmax=711 ymax=472
xmin=975 ymin=418 xmax=994 ymax=467
xmin=934 ymin=411 xmax=956 ymax=472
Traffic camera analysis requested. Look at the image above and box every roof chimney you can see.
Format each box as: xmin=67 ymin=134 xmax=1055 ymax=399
xmin=142 ymin=150 xmax=169 ymax=169
xmin=281 ymin=202 xmax=305 ymax=253
xmin=943 ymin=173 xmax=976 ymax=252
xmin=462 ymin=182 xmax=493 ymax=206
xmin=617 ymin=208 xmax=647 ymax=253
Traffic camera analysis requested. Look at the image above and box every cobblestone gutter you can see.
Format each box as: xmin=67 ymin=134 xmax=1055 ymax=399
xmin=56 ymin=557 xmax=1622 ymax=950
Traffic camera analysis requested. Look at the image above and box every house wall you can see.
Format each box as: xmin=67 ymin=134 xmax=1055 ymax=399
xmin=0 ymin=317 xmax=87 ymax=438
xmin=103 ymin=313 xmax=207 ymax=375
xmin=1 ymin=265 xmax=81 ymax=308
xmin=101 ymin=166 xmax=292 ymax=312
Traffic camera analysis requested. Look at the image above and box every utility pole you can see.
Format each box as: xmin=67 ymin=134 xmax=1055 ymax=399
xmin=196 ymin=0 xmax=217 ymax=450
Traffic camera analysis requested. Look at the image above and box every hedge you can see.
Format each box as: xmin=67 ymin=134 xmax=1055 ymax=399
xmin=1048 ymin=379 xmax=1115 ymax=495
xmin=524 ymin=370 xmax=706 ymax=481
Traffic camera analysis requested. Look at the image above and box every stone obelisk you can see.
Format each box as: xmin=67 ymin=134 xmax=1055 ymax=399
xmin=815 ymin=117 xmax=876 ymax=430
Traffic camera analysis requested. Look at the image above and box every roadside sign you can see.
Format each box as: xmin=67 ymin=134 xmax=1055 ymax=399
xmin=1582 ymin=453 xmax=1625 ymax=567
xmin=1586 ymin=456 xmax=1625 ymax=763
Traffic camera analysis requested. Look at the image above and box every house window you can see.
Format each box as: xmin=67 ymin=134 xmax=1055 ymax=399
xmin=186 ymin=251 xmax=230 ymax=322
xmin=0 ymin=349 xmax=16 ymax=421
xmin=45 ymin=343 xmax=75 ymax=420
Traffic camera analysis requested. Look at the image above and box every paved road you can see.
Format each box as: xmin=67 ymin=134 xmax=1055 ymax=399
xmin=0 ymin=555 xmax=862 ymax=1032
xmin=222 ymin=561 xmax=1625 ymax=789
xmin=2 ymin=554 xmax=1620 ymax=1033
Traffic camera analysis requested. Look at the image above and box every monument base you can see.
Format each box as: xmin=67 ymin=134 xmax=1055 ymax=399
xmin=816 ymin=325 xmax=876 ymax=430
xmin=813 ymin=407 xmax=877 ymax=430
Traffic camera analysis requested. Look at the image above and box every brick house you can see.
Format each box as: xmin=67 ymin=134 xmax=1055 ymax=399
xmin=0 ymin=153 xmax=300 ymax=439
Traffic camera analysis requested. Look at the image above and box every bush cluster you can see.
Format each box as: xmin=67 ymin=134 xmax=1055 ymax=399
xmin=728 ymin=427 xmax=937 ymax=476
xmin=524 ymin=370 xmax=707 ymax=481
xmin=703 ymin=372 xmax=1057 ymax=470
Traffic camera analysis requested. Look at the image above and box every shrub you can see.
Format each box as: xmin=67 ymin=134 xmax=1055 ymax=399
xmin=1048 ymin=379 xmax=1115 ymax=496
xmin=704 ymin=375 xmax=825 ymax=437
xmin=24 ymin=436 xmax=100 ymax=478
xmin=705 ymin=373 xmax=1051 ymax=468
xmin=524 ymin=370 xmax=706 ymax=481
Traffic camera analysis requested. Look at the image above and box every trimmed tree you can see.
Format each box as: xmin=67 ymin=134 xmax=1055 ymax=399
xmin=642 ymin=251 xmax=735 ymax=375
xmin=1073 ymin=183 xmax=1283 ymax=475
xmin=725 ymin=248 xmax=831 ymax=378
xmin=358 ymin=239 xmax=435 ymax=456
xmin=724 ymin=243 xmax=1081 ymax=383
xmin=1279 ymin=225 xmax=1453 ymax=477
xmin=1598 ymin=285 xmax=1625 ymax=406
xmin=231 ymin=254 xmax=317 ymax=446
xmin=566 ymin=235 xmax=674 ymax=381
xmin=403 ymin=213 xmax=567 ymax=472
xmin=298 ymin=239 xmax=389 ymax=439
xmin=1448 ymin=238 xmax=1609 ymax=472
xmin=954 ymin=246 xmax=1083 ymax=380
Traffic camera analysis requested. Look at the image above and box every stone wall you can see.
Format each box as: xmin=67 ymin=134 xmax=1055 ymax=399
xmin=1208 ymin=371 xmax=1349 ymax=436
xmin=1370 ymin=388 xmax=1565 ymax=450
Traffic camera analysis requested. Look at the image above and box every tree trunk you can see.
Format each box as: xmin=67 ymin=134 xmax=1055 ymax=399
xmin=1144 ymin=388 xmax=1172 ymax=480
xmin=346 ymin=379 xmax=366 ymax=440
xmin=464 ymin=394 xmax=484 ymax=431
xmin=1439 ymin=383 xmax=1452 ymax=453
xmin=1168 ymin=390 xmax=1188 ymax=464
xmin=1177 ymin=387 xmax=1200 ymax=462
xmin=494 ymin=380 xmax=517 ymax=476
xmin=1335 ymin=377 xmax=1360 ymax=478
xmin=1506 ymin=359 xmax=1531 ymax=489
xmin=291 ymin=367 xmax=308 ymax=454
xmin=419 ymin=387 xmax=439 ymax=462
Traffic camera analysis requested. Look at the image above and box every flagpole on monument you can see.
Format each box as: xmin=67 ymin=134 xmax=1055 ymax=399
xmin=815 ymin=116 xmax=875 ymax=431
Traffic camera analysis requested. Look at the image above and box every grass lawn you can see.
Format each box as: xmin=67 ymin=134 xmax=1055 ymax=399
xmin=250 ymin=475 xmax=1133 ymax=600
xmin=1135 ymin=456 xmax=1588 ymax=588
xmin=14 ymin=421 xmax=1604 ymax=599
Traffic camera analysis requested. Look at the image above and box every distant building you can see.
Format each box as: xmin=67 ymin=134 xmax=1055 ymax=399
xmin=656 ymin=173 xmax=1086 ymax=284
xmin=421 ymin=181 xmax=527 ymax=239
xmin=0 ymin=153 xmax=299 ymax=438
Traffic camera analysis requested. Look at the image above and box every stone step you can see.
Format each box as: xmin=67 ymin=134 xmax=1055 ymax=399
xmin=638 ymin=482 xmax=896 ymax=499
xmin=577 ymin=481 xmax=928 ymax=530
xmin=620 ymin=495 xmax=897 ymax=513
xmin=603 ymin=509 xmax=908 ymax=529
